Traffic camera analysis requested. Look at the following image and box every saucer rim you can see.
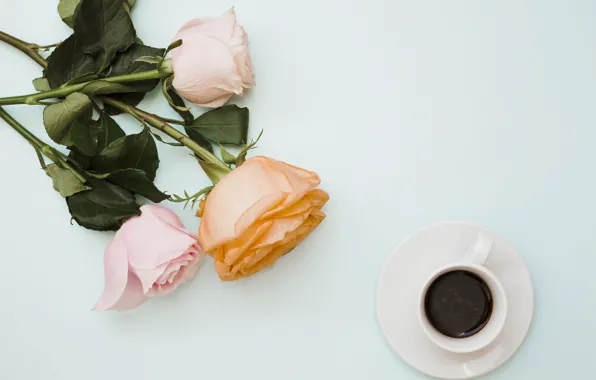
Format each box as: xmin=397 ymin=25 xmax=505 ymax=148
xmin=376 ymin=221 xmax=534 ymax=380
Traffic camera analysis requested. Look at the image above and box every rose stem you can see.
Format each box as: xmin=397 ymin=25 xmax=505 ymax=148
xmin=0 ymin=31 xmax=48 ymax=69
xmin=0 ymin=65 xmax=173 ymax=105
xmin=0 ymin=31 xmax=229 ymax=177
xmin=100 ymin=96 xmax=231 ymax=174
xmin=0 ymin=106 xmax=86 ymax=182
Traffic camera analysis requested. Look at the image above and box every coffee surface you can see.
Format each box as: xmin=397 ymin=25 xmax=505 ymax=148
xmin=424 ymin=270 xmax=493 ymax=338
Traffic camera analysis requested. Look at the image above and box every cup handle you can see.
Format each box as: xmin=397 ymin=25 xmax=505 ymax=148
xmin=466 ymin=232 xmax=493 ymax=265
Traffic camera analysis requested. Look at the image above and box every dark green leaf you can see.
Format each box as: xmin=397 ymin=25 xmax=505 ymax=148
xmin=108 ymin=43 xmax=165 ymax=92
xmin=220 ymin=145 xmax=237 ymax=165
xmin=189 ymin=105 xmax=249 ymax=146
xmin=59 ymin=0 xmax=137 ymax=28
xmin=32 ymin=77 xmax=51 ymax=92
xmin=236 ymin=130 xmax=263 ymax=166
xmin=69 ymin=147 xmax=92 ymax=169
xmin=66 ymin=178 xmax=141 ymax=231
xmin=106 ymin=169 xmax=168 ymax=203
xmin=185 ymin=127 xmax=214 ymax=153
xmin=73 ymin=0 xmax=136 ymax=72
xmin=45 ymin=163 xmax=90 ymax=197
xmin=164 ymin=84 xmax=194 ymax=125
xmin=95 ymin=127 xmax=159 ymax=180
xmin=101 ymin=43 xmax=166 ymax=114
xmin=45 ymin=35 xmax=99 ymax=88
xmin=43 ymin=92 xmax=92 ymax=147
xmin=95 ymin=112 xmax=125 ymax=153
xmin=46 ymin=0 xmax=137 ymax=87
xmin=69 ymin=117 xmax=97 ymax=156
xmin=68 ymin=111 xmax=122 ymax=168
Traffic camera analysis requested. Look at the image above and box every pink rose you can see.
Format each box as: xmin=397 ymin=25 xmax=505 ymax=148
xmin=94 ymin=205 xmax=203 ymax=311
xmin=171 ymin=8 xmax=254 ymax=108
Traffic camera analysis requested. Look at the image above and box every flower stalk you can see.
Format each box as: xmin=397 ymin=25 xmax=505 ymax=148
xmin=0 ymin=106 xmax=86 ymax=182
xmin=0 ymin=31 xmax=230 ymax=182
xmin=0 ymin=31 xmax=48 ymax=69
xmin=100 ymin=96 xmax=231 ymax=178
xmin=0 ymin=64 xmax=173 ymax=105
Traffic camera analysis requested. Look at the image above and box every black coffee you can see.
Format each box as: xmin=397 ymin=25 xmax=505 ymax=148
xmin=424 ymin=270 xmax=493 ymax=338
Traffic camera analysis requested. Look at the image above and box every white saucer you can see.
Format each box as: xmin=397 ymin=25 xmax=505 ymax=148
xmin=376 ymin=222 xmax=534 ymax=379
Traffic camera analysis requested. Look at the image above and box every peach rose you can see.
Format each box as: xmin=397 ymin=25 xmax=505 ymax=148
xmin=171 ymin=8 xmax=254 ymax=108
xmin=94 ymin=205 xmax=203 ymax=311
xmin=198 ymin=156 xmax=329 ymax=281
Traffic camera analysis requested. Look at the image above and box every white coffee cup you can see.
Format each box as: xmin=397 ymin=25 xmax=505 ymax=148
xmin=418 ymin=232 xmax=508 ymax=354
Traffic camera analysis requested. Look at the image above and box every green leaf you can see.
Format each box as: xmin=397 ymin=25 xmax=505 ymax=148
xmin=57 ymin=0 xmax=80 ymax=28
xmin=32 ymin=77 xmax=51 ymax=92
xmin=45 ymin=163 xmax=90 ymax=197
xmin=95 ymin=127 xmax=160 ymax=180
xmin=46 ymin=0 xmax=137 ymax=87
xmin=106 ymin=169 xmax=168 ymax=203
xmin=185 ymin=127 xmax=214 ymax=153
xmin=163 ymin=39 xmax=183 ymax=57
xmin=43 ymin=92 xmax=92 ymax=147
xmin=74 ymin=0 xmax=137 ymax=72
xmin=134 ymin=56 xmax=163 ymax=65
xmin=80 ymin=80 xmax=136 ymax=96
xmin=68 ymin=147 xmax=92 ymax=169
xmin=198 ymin=160 xmax=230 ymax=184
xmin=236 ymin=130 xmax=263 ymax=166
xmin=59 ymin=0 xmax=137 ymax=28
xmin=150 ymin=131 xmax=184 ymax=147
xmin=189 ymin=105 xmax=249 ymax=146
xmin=102 ymin=43 xmax=166 ymax=114
xmin=220 ymin=145 xmax=237 ymax=165
xmin=69 ymin=111 xmax=124 ymax=169
xmin=163 ymin=83 xmax=194 ymax=125
xmin=66 ymin=178 xmax=141 ymax=231
xmin=69 ymin=118 xmax=97 ymax=156
xmin=108 ymin=44 xmax=165 ymax=91
xmin=45 ymin=35 xmax=99 ymax=88
xmin=162 ymin=76 xmax=191 ymax=111
xmin=95 ymin=112 xmax=125 ymax=153
xmin=170 ymin=185 xmax=213 ymax=209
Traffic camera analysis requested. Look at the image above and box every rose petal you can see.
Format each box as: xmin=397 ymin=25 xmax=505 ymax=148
xmin=214 ymin=209 xmax=327 ymax=281
xmin=199 ymin=157 xmax=291 ymax=251
xmin=259 ymin=158 xmax=322 ymax=218
xmin=174 ymin=8 xmax=236 ymax=43
xmin=141 ymin=204 xmax=184 ymax=228
xmin=172 ymin=34 xmax=243 ymax=105
xmin=93 ymin=238 xmax=148 ymax=311
xmin=223 ymin=221 xmax=272 ymax=266
xmin=121 ymin=208 xmax=199 ymax=270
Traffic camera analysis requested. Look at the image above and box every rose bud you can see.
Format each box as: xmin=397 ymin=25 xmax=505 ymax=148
xmin=171 ymin=8 xmax=254 ymax=108
xmin=198 ymin=157 xmax=329 ymax=281
xmin=94 ymin=205 xmax=203 ymax=311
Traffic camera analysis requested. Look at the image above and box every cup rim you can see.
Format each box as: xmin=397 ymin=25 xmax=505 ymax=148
xmin=418 ymin=262 xmax=508 ymax=354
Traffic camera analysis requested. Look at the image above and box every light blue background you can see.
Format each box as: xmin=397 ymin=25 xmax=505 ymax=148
xmin=0 ymin=1 xmax=594 ymax=379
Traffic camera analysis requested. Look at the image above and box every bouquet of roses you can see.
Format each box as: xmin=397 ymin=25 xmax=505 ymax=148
xmin=0 ymin=0 xmax=329 ymax=310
